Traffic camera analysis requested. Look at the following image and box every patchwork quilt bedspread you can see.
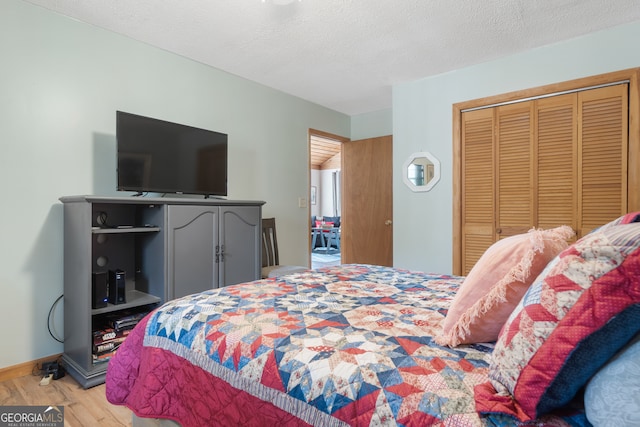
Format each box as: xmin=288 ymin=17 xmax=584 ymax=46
xmin=106 ymin=264 xmax=583 ymax=426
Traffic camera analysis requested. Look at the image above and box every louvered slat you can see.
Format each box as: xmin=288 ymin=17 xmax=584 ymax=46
xmin=463 ymin=234 xmax=494 ymax=274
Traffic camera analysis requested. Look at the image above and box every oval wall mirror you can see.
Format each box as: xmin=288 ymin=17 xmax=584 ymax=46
xmin=402 ymin=151 xmax=441 ymax=192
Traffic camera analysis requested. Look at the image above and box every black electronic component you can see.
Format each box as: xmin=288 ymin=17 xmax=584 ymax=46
xmin=91 ymin=272 xmax=108 ymax=309
xmin=108 ymin=269 xmax=126 ymax=305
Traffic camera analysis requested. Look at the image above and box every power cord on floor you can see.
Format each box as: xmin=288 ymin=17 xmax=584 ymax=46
xmin=48 ymin=294 xmax=64 ymax=343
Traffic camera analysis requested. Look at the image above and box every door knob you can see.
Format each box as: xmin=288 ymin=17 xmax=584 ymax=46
xmin=385 ymin=220 xmax=393 ymax=226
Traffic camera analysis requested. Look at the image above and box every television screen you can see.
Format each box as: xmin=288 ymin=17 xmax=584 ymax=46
xmin=116 ymin=111 xmax=228 ymax=197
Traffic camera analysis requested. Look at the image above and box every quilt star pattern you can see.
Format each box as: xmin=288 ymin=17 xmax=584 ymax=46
xmin=107 ymin=264 xmax=587 ymax=426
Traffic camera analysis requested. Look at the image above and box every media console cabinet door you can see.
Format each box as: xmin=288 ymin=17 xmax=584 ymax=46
xmin=167 ymin=205 xmax=219 ymax=299
xmin=219 ymin=206 xmax=261 ymax=286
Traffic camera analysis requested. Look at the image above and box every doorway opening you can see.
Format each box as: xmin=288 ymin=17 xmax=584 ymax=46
xmin=309 ymin=130 xmax=349 ymax=269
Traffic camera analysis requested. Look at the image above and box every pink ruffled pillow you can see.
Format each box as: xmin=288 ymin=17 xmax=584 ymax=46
xmin=436 ymin=226 xmax=574 ymax=347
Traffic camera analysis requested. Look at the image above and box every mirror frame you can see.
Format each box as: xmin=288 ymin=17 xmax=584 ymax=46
xmin=402 ymin=151 xmax=441 ymax=192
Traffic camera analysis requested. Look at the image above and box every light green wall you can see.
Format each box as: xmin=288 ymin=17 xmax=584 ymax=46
xmin=392 ymin=20 xmax=640 ymax=274
xmin=351 ymin=108 xmax=392 ymax=140
xmin=0 ymin=0 xmax=351 ymax=369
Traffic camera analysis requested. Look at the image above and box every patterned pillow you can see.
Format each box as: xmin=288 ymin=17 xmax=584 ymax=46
xmin=474 ymin=212 xmax=640 ymax=421
xmin=584 ymin=333 xmax=640 ymax=426
xmin=436 ymin=226 xmax=574 ymax=347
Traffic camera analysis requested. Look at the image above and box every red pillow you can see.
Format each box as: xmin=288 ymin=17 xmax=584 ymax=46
xmin=475 ymin=213 xmax=640 ymax=421
xmin=315 ymin=221 xmax=333 ymax=228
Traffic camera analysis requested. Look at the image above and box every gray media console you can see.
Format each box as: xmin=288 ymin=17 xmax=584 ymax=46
xmin=59 ymin=195 xmax=265 ymax=388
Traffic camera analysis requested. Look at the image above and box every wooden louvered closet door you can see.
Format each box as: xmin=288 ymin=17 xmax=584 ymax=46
xmin=459 ymin=83 xmax=628 ymax=275
xmin=460 ymin=108 xmax=494 ymax=274
xmin=495 ymin=102 xmax=535 ymax=239
xmin=578 ymin=85 xmax=628 ymax=236
xmin=536 ymin=94 xmax=577 ymax=231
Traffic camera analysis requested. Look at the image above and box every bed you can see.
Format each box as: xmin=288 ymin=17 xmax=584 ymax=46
xmin=106 ymin=213 xmax=640 ymax=427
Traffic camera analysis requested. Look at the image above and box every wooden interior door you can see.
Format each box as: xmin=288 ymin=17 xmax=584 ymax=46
xmin=342 ymin=135 xmax=393 ymax=266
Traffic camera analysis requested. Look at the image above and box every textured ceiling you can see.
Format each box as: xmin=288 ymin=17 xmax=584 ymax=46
xmin=23 ymin=0 xmax=640 ymax=115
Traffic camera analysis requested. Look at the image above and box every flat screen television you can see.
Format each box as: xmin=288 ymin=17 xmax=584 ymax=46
xmin=116 ymin=111 xmax=228 ymax=197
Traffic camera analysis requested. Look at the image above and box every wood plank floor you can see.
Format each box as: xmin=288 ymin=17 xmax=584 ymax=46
xmin=0 ymin=373 xmax=132 ymax=426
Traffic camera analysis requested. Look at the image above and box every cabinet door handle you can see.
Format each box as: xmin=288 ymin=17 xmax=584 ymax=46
xmin=215 ymin=245 xmax=220 ymax=263
xmin=220 ymin=245 xmax=224 ymax=262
